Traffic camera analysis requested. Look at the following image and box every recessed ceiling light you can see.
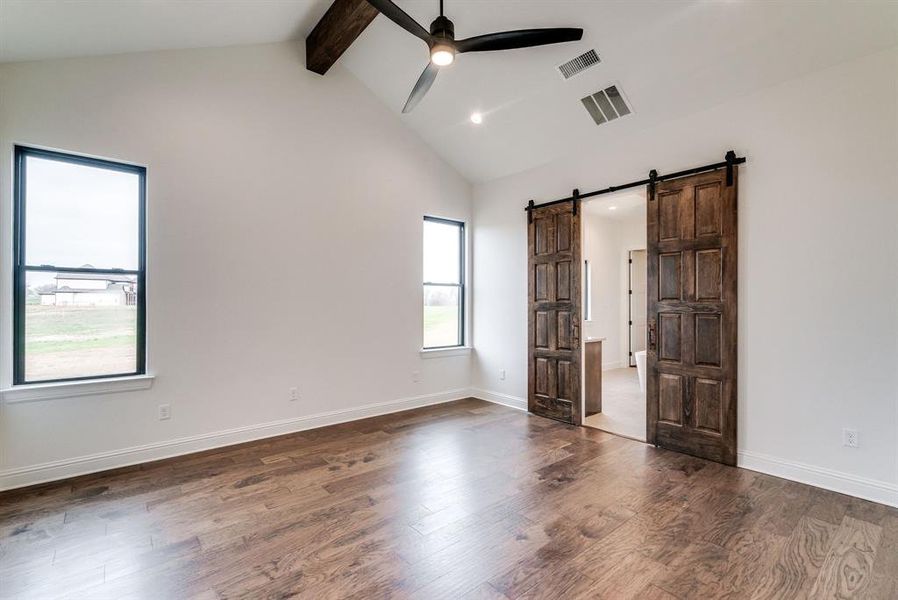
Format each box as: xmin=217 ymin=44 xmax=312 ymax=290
xmin=470 ymin=112 xmax=483 ymax=124
xmin=608 ymin=206 xmax=617 ymax=210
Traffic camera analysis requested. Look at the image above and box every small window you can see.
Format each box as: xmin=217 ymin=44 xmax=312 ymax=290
xmin=423 ymin=217 xmax=464 ymax=349
xmin=13 ymin=146 xmax=146 ymax=384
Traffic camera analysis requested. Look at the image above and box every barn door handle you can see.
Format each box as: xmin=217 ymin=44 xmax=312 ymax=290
xmin=572 ymin=321 xmax=580 ymax=346
xmin=648 ymin=320 xmax=657 ymax=351
xmin=684 ymin=378 xmax=693 ymax=419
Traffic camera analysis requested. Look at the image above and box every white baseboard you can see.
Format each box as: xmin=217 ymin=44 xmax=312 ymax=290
xmin=738 ymin=450 xmax=898 ymax=508
xmin=470 ymin=388 xmax=527 ymax=411
xmin=602 ymin=360 xmax=623 ymax=371
xmin=0 ymin=388 xmax=471 ymax=491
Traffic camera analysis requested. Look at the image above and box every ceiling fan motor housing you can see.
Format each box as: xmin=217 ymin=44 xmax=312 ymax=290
xmin=429 ymin=16 xmax=455 ymax=45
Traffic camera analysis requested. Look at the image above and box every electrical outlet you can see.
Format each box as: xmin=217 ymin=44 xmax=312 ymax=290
xmin=158 ymin=404 xmax=171 ymax=421
xmin=289 ymin=387 xmax=299 ymax=402
xmin=499 ymin=369 xmax=506 ymax=381
xmin=412 ymin=371 xmax=421 ymax=383
xmin=843 ymin=429 xmax=859 ymax=448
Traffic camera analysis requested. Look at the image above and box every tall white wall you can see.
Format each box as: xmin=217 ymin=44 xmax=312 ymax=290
xmin=472 ymin=48 xmax=898 ymax=506
xmin=0 ymin=43 xmax=473 ymax=488
xmin=582 ymin=211 xmax=621 ymax=366
xmin=582 ymin=207 xmax=646 ymax=369
xmin=617 ymin=214 xmax=647 ymax=367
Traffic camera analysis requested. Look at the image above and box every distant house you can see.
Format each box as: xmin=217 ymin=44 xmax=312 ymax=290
xmin=39 ymin=272 xmax=137 ymax=307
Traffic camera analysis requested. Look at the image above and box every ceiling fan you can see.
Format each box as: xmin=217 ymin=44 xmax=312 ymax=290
xmin=366 ymin=0 xmax=583 ymax=113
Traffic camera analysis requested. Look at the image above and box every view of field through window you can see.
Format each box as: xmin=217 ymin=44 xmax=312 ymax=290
xmin=24 ymin=272 xmax=138 ymax=381
xmin=423 ymin=286 xmax=460 ymax=348
xmin=19 ymin=153 xmax=142 ymax=382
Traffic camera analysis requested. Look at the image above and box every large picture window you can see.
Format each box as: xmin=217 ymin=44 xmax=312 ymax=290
xmin=423 ymin=216 xmax=464 ymax=349
xmin=13 ymin=146 xmax=146 ymax=384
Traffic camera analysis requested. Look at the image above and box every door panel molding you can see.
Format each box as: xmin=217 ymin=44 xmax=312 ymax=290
xmin=647 ymin=167 xmax=737 ymax=465
xmin=528 ymin=202 xmax=582 ymax=425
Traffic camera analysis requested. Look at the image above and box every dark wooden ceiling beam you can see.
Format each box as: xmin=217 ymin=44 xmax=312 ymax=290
xmin=306 ymin=0 xmax=379 ymax=75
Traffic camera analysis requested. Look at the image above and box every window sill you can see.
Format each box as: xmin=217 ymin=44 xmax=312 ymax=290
xmin=1 ymin=374 xmax=155 ymax=404
xmin=419 ymin=346 xmax=472 ymax=359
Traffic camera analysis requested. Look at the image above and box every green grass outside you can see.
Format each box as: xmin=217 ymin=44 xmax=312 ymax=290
xmin=424 ymin=305 xmax=459 ymax=348
xmin=27 ymin=334 xmax=137 ymax=354
xmin=25 ymin=305 xmax=136 ymax=355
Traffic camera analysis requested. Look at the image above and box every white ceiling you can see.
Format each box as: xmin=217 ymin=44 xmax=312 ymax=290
xmin=2 ymin=1 xmax=897 ymax=183
xmin=0 ymin=1 xmax=328 ymax=63
xmin=341 ymin=0 xmax=898 ymax=182
xmin=583 ymin=190 xmax=645 ymax=221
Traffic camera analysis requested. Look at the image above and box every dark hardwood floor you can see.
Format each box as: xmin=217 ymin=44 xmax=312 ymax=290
xmin=1 ymin=399 xmax=895 ymax=599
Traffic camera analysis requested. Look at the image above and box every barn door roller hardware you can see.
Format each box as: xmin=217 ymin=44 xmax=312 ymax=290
xmin=725 ymin=150 xmax=736 ymax=186
xmin=523 ymin=150 xmax=746 ymax=211
xmin=648 ymin=169 xmax=658 ymax=197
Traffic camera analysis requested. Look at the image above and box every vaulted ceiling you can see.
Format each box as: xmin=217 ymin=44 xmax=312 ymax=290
xmin=3 ymin=1 xmax=897 ymax=183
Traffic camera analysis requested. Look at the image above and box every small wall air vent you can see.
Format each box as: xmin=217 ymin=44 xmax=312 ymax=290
xmin=557 ymin=49 xmax=600 ymax=79
xmin=581 ymin=84 xmax=632 ymax=126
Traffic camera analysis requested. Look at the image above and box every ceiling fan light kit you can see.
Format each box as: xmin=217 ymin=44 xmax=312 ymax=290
xmin=429 ymin=14 xmax=455 ymax=65
xmin=430 ymin=44 xmax=455 ymax=66
xmin=366 ymin=0 xmax=583 ymax=113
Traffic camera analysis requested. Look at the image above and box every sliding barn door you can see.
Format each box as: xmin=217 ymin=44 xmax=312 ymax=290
xmin=646 ymin=167 xmax=737 ymax=465
xmin=528 ymin=202 xmax=582 ymax=425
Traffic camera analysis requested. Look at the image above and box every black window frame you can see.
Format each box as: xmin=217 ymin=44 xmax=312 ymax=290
xmin=13 ymin=145 xmax=147 ymax=385
xmin=422 ymin=216 xmax=465 ymax=350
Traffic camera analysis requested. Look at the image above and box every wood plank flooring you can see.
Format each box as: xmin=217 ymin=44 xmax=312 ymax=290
xmin=1 ymin=398 xmax=895 ymax=599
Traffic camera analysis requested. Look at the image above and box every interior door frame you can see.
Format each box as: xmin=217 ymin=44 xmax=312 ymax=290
xmin=629 ymin=249 xmax=634 ymax=367
xmin=627 ymin=248 xmax=647 ymax=368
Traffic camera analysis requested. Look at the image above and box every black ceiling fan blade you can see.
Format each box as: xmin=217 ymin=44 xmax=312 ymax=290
xmin=402 ymin=62 xmax=440 ymax=113
xmin=366 ymin=0 xmax=432 ymax=44
xmin=455 ymin=28 xmax=583 ymax=53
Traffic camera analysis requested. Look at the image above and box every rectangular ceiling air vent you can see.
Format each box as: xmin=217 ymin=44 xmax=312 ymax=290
xmin=557 ymin=49 xmax=600 ymax=79
xmin=581 ymin=84 xmax=632 ymax=126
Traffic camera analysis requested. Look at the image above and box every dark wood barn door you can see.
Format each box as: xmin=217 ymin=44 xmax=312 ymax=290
xmin=528 ymin=201 xmax=582 ymax=425
xmin=646 ymin=167 xmax=738 ymax=465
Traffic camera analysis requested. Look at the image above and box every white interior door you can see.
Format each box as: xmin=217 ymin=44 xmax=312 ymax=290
xmin=629 ymin=249 xmax=647 ymax=366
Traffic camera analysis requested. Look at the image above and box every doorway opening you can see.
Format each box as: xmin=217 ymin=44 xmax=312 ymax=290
xmin=580 ymin=190 xmax=647 ymax=441
xmin=526 ymin=153 xmax=740 ymax=462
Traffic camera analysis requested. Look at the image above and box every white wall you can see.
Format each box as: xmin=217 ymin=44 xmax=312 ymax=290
xmin=472 ymin=48 xmax=898 ymax=505
xmin=582 ymin=211 xmax=620 ymax=366
xmin=582 ymin=206 xmax=645 ymax=369
xmin=617 ymin=214 xmax=647 ymax=367
xmin=0 ymin=43 xmax=473 ymax=488
xmin=585 ymin=207 xmax=647 ymax=369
